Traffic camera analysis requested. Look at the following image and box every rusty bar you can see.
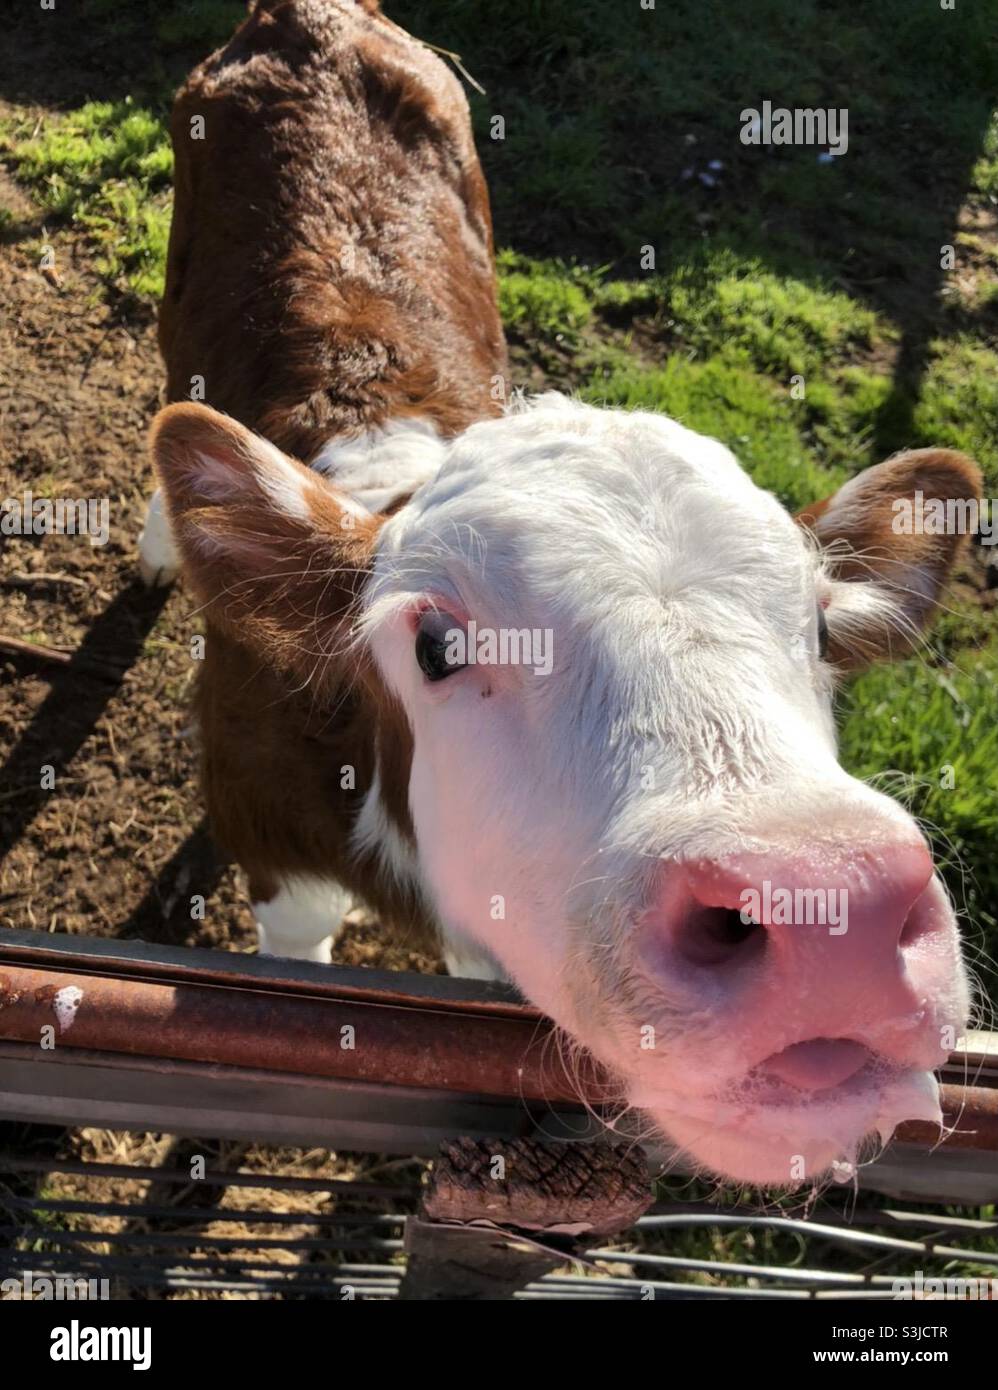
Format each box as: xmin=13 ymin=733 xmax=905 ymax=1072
xmin=0 ymin=927 xmax=530 ymax=1016
xmin=0 ymin=960 xmax=606 ymax=1104
xmin=3 ymin=930 xmax=993 ymax=1070
xmin=0 ymin=961 xmax=567 ymax=1101
xmin=1 ymin=932 xmax=996 ymax=1151
xmin=896 ymin=1085 xmax=998 ymax=1150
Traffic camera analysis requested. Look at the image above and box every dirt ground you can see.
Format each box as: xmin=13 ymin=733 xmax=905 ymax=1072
xmin=0 ymin=162 xmax=438 ymax=973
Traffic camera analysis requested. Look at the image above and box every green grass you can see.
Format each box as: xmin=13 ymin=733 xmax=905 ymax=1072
xmin=497 ymin=250 xmax=594 ymax=341
xmin=914 ymin=338 xmax=998 ymax=491
xmin=1 ymin=0 xmax=996 ymax=969
xmin=839 ymin=657 xmax=998 ymax=951
xmin=971 ymin=113 xmax=998 ymax=199
xmin=650 ymin=249 xmax=886 ymax=378
xmin=1 ymin=98 xmax=172 ymax=296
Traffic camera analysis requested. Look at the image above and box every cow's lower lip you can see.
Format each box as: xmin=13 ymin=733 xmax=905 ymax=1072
xmin=738 ymin=1052 xmax=879 ymax=1109
xmin=754 ymin=1038 xmax=874 ymax=1094
xmin=636 ymin=1066 xmax=944 ymax=1185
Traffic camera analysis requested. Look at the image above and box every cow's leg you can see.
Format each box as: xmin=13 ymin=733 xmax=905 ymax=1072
xmin=441 ymin=937 xmax=507 ymax=983
xmin=138 ymin=487 xmax=181 ymax=588
xmin=251 ymin=874 xmax=353 ymax=964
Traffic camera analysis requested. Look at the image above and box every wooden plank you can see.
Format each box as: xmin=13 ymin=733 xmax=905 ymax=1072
xmin=400 ymin=1138 xmax=652 ymax=1300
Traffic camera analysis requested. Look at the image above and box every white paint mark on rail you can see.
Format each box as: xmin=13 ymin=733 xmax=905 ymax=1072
xmin=53 ymin=985 xmax=84 ymax=1032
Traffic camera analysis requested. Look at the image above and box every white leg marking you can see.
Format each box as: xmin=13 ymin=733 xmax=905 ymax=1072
xmin=441 ymin=943 xmax=507 ymax=982
xmin=253 ymin=876 xmax=353 ymax=965
xmin=138 ymin=487 xmax=181 ymax=588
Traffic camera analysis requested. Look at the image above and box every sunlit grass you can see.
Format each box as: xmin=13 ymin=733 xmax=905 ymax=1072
xmin=0 ymin=99 xmax=172 ymax=297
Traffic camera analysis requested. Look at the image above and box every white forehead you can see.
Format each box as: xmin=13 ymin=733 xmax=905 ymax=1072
xmin=373 ymin=396 xmax=816 ymax=632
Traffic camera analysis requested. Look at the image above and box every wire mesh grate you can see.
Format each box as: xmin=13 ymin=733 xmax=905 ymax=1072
xmin=2 ymin=1152 xmax=996 ymax=1300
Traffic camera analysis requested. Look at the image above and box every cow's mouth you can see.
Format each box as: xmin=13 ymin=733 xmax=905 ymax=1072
xmin=634 ymin=1061 xmax=944 ymax=1186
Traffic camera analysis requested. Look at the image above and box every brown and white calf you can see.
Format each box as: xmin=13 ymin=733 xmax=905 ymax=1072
xmin=141 ymin=0 xmax=981 ymax=1185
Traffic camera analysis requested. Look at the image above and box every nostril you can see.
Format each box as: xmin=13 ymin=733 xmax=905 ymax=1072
xmin=899 ymin=884 xmax=935 ymax=949
xmin=677 ymin=904 xmax=766 ymax=967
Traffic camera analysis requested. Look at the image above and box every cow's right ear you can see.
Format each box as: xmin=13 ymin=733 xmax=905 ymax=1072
xmin=150 ymin=403 xmax=382 ymax=680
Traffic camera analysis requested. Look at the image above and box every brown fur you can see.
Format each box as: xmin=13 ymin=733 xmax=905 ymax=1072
xmin=154 ymin=0 xmax=508 ymax=945
xmin=796 ymin=448 xmax=982 ymax=668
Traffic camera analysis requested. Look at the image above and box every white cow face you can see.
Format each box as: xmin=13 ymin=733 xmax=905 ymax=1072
xmin=366 ymin=397 xmax=974 ymax=1184
xmin=152 ymin=395 xmax=979 ymax=1186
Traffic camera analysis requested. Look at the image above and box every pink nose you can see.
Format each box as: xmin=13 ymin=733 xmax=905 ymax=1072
xmin=674 ymin=840 xmax=933 ymax=963
xmin=638 ymin=836 xmax=954 ymax=1070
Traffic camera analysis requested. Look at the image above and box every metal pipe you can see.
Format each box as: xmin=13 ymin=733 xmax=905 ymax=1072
xmin=0 ymin=960 xmax=599 ymax=1104
xmin=1 ymin=941 xmax=995 ymax=1149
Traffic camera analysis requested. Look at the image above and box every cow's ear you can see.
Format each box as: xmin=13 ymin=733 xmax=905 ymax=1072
xmin=796 ymin=448 xmax=982 ymax=670
xmin=150 ymin=403 xmax=382 ymax=683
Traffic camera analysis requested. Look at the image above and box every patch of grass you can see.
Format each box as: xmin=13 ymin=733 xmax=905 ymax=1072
xmin=497 ymin=251 xmax=594 ymax=341
xmin=401 ymin=0 xmax=998 ymax=278
xmin=1 ymin=99 xmax=172 ymax=297
xmin=593 ymin=278 xmax=661 ymax=318
xmin=798 ymin=367 xmax=894 ymax=475
xmin=971 ymin=113 xmax=998 ymax=200
xmin=153 ymin=0 xmax=247 ymax=48
xmin=839 ymin=655 xmax=998 ymax=945
xmin=486 ymin=103 xmax=622 ymax=240
xmin=82 ymin=182 xmax=172 ymax=299
xmin=79 ymin=0 xmax=245 ymax=53
xmin=9 ymin=101 xmax=171 ymax=210
xmin=930 ymin=595 xmax=998 ymax=665
xmin=657 ymin=248 xmax=887 ymax=379
xmin=913 ymin=338 xmax=998 ymax=491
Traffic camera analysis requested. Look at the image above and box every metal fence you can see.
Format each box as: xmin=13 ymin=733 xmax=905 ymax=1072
xmin=2 ymin=1153 xmax=997 ymax=1299
xmin=1 ymin=928 xmax=996 ymax=1299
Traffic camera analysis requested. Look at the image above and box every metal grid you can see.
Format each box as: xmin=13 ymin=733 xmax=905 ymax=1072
xmin=1 ymin=930 xmax=997 ymax=1299
xmin=2 ymin=1153 xmax=997 ymax=1300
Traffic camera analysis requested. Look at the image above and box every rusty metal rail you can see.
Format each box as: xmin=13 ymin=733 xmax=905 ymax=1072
xmin=0 ymin=930 xmax=997 ymax=1191
xmin=0 ymin=929 xmax=600 ymax=1153
xmin=0 ymin=928 xmax=586 ymax=1100
xmin=0 ymin=960 xmax=577 ymax=1102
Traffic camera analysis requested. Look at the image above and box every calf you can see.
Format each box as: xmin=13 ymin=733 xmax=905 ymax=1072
xmin=142 ymin=0 xmax=981 ymax=1185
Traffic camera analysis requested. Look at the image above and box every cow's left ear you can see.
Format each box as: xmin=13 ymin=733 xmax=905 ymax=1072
xmin=796 ymin=448 xmax=983 ymax=670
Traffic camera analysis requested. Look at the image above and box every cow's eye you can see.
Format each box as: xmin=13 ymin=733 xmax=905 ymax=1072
xmin=817 ymin=605 xmax=829 ymax=660
xmin=415 ymin=614 xmax=465 ymax=682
